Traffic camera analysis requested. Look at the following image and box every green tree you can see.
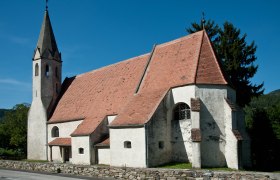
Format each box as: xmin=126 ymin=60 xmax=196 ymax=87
xmin=0 ymin=104 xmax=29 ymax=158
xmin=187 ymin=20 xmax=264 ymax=107
xmin=244 ymin=90 xmax=280 ymax=171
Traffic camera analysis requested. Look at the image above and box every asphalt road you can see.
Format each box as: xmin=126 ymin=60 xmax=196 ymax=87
xmin=0 ymin=169 xmax=109 ymax=180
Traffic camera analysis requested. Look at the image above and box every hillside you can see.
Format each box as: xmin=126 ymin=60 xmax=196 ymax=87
xmin=245 ymin=88 xmax=280 ymax=171
xmin=0 ymin=109 xmax=10 ymax=121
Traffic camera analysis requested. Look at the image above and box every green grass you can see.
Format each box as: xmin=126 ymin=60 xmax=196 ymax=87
xmin=158 ymin=162 xmax=192 ymax=169
xmin=203 ymin=167 xmax=236 ymax=171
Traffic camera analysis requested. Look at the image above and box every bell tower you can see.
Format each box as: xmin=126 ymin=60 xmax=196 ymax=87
xmin=28 ymin=8 xmax=62 ymax=160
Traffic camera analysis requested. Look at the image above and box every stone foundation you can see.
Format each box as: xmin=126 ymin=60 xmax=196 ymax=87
xmin=0 ymin=160 xmax=278 ymax=179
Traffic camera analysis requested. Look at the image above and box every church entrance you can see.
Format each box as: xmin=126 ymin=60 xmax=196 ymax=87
xmin=62 ymin=147 xmax=71 ymax=163
xmin=64 ymin=147 xmax=70 ymax=162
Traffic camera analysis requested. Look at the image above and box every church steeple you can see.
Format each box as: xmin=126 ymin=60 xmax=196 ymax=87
xmin=28 ymin=3 xmax=62 ymax=161
xmin=35 ymin=10 xmax=61 ymax=61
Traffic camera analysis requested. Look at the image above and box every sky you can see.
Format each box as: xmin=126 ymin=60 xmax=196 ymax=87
xmin=0 ymin=0 xmax=279 ymax=109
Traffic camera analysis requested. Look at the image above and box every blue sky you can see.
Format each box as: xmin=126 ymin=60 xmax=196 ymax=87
xmin=0 ymin=0 xmax=279 ymax=109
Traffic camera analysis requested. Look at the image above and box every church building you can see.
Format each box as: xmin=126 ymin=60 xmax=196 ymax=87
xmin=27 ymin=8 xmax=251 ymax=169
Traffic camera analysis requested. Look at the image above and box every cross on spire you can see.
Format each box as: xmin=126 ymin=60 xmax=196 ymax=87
xmin=46 ymin=0 xmax=48 ymax=11
xmin=201 ymin=12 xmax=206 ymax=29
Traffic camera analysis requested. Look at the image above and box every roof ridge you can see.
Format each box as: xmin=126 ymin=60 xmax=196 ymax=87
xmin=202 ymin=30 xmax=228 ymax=84
xmin=194 ymin=30 xmax=205 ymax=83
xmin=76 ymin=31 xmax=204 ymax=79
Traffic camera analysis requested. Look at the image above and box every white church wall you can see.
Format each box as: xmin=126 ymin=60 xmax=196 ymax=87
xmin=224 ymin=100 xmax=239 ymax=169
xmin=195 ymin=85 xmax=228 ymax=167
xmin=171 ymin=86 xmax=195 ymax=105
xmin=170 ymin=86 xmax=196 ymax=163
xmin=51 ymin=146 xmax=62 ymax=162
xmin=97 ymin=148 xmax=110 ymax=165
xmin=27 ymin=99 xmax=47 ymax=160
xmin=110 ymin=127 xmax=146 ymax=168
xmin=47 ymin=120 xmax=83 ymax=141
xmin=71 ymin=136 xmax=91 ymax=165
xmin=146 ymin=99 xmax=172 ymax=167
xmin=47 ymin=120 xmax=82 ymax=161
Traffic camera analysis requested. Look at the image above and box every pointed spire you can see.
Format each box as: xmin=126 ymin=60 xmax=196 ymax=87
xmin=36 ymin=8 xmax=60 ymax=61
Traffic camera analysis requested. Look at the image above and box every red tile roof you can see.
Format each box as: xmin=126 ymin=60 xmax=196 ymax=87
xmin=49 ymin=30 xmax=228 ymax=135
xmin=48 ymin=138 xmax=71 ymax=146
xmin=95 ymin=138 xmax=110 ymax=147
xmin=110 ymin=89 xmax=167 ymax=126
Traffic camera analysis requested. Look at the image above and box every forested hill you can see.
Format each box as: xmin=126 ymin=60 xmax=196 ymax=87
xmin=269 ymin=89 xmax=280 ymax=95
xmin=0 ymin=109 xmax=10 ymax=121
xmin=247 ymin=89 xmax=279 ymax=107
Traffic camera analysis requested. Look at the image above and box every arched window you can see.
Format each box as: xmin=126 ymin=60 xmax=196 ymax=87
xmin=173 ymin=103 xmax=191 ymax=120
xmin=35 ymin=63 xmax=39 ymax=76
xmin=124 ymin=141 xmax=131 ymax=148
xmin=45 ymin=65 xmax=50 ymax=77
xmin=51 ymin=126 xmax=59 ymax=137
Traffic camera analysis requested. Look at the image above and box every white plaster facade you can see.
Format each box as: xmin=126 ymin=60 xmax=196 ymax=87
xmin=110 ymin=128 xmax=146 ymax=168
xmin=47 ymin=120 xmax=82 ymax=162
xmin=97 ymin=148 xmax=110 ymax=165
xmin=71 ymin=136 xmax=91 ymax=165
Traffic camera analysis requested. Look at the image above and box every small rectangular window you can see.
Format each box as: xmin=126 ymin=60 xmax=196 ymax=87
xmin=124 ymin=141 xmax=131 ymax=148
xmin=159 ymin=141 xmax=164 ymax=149
xmin=79 ymin=148 xmax=84 ymax=154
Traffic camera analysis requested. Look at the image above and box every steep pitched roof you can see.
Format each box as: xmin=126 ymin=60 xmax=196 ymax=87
xmin=195 ymin=30 xmax=227 ymax=84
xmin=35 ymin=10 xmax=60 ymax=60
xmin=49 ymin=54 xmax=149 ymax=135
xmin=49 ymin=30 xmax=229 ymax=135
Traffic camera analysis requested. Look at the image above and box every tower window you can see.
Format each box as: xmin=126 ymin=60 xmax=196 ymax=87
xmin=51 ymin=126 xmax=59 ymax=137
xmin=159 ymin=141 xmax=164 ymax=149
xmin=55 ymin=67 xmax=58 ymax=78
xmin=173 ymin=103 xmax=191 ymax=120
xmin=45 ymin=65 xmax=50 ymax=77
xmin=124 ymin=141 xmax=131 ymax=148
xmin=79 ymin=148 xmax=84 ymax=154
xmin=35 ymin=63 xmax=39 ymax=76
xmin=56 ymin=83 xmax=59 ymax=93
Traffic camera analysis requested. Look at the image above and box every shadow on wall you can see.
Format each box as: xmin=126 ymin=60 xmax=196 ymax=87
xmin=171 ymin=119 xmax=189 ymax=162
xmin=200 ymin=101 xmax=226 ymax=167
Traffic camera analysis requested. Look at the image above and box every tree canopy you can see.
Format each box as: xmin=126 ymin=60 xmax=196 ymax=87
xmin=187 ymin=19 xmax=264 ymax=107
xmin=244 ymin=89 xmax=280 ymax=171
xmin=0 ymin=104 xmax=29 ymax=159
